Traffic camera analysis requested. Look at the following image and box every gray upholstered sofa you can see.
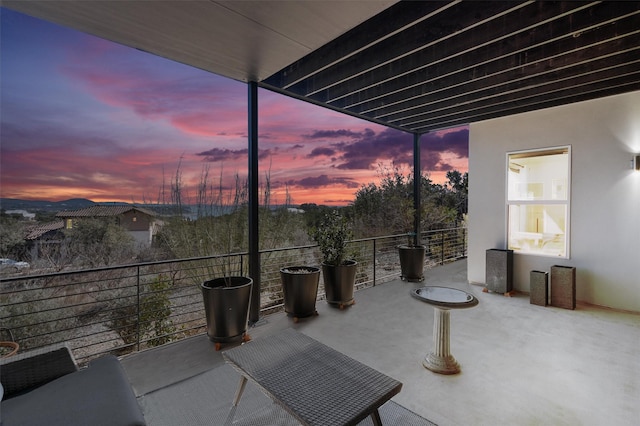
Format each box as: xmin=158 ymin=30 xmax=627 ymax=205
xmin=0 ymin=344 xmax=146 ymax=426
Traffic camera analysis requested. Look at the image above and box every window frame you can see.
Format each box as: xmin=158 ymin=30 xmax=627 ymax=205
xmin=506 ymin=145 xmax=571 ymax=259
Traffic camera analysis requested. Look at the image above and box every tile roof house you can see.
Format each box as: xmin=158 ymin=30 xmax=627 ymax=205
xmin=24 ymin=220 xmax=65 ymax=263
xmin=24 ymin=206 xmax=161 ymax=262
xmin=56 ymin=205 xmax=160 ymax=247
xmin=24 ymin=220 xmax=65 ymax=241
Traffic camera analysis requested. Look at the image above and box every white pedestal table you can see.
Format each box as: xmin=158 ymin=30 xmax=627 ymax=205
xmin=411 ymin=286 xmax=479 ymax=374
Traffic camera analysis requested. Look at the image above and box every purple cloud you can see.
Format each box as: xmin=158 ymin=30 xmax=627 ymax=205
xmin=334 ymin=128 xmax=412 ymax=170
xmin=302 ymin=126 xmax=469 ymax=171
xmin=196 ymin=147 xmax=271 ymax=162
xmin=303 ymin=129 xmax=363 ymax=139
xmin=422 ymin=127 xmax=469 ymax=158
xmin=308 ymin=147 xmax=337 ymax=157
xmin=287 ymin=175 xmax=360 ymax=189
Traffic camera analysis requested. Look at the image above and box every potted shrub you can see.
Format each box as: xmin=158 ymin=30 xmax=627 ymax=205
xmin=395 ymin=198 xmax=426 ymax=282
xmin=311 ymin=210 xmax=357 ymax=309
xmin=200 ymin=217 xmax=253 ymax=350
xmin=199 ymin=186 xmax=253 ymax=350
xmin=153 ymin=164 xmax=253 ymax=351
xmin=279 ymin=266 xmax=321 ymax=322
xmin=201 ymin=276 xmax=252 ymax=351
xmin=398 ymin=233 xmax=426 ymax=282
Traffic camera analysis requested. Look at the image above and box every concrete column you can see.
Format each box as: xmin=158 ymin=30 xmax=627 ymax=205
xmin=423 ymin=307 xmax=461 ymax=374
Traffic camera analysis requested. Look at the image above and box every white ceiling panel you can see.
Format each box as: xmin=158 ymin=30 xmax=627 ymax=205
xmin=3 ymin=0 xmax=396 ymax=82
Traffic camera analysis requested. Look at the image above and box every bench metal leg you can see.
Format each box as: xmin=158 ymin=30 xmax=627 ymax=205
xmin=370 ymin=409 xmax=382 ymax=426
xmin=232 ymin=376 xmax=248 ymax=406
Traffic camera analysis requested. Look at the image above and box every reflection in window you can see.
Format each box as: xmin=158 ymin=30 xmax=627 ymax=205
xmin=507 ymin=147 xmax=570 ymax=257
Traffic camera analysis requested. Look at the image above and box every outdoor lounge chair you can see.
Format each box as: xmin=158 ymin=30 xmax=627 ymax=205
xmin=0 ymin=344 xmax=146 ymax=426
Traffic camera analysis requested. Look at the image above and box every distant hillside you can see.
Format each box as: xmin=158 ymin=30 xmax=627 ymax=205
xmin=1 ymin=198 xmax=205 ymax=217
xmin=1 ymin=198 xmax=292 ymax=217
xmin=1 ymin=198 xmax=96 ymax=212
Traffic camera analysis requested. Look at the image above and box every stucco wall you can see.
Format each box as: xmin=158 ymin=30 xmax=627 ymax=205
xmin=129 ymin=230 xmax=152 ymax=247
xmin=468 ymin=90 xmax=640 ymax=312
xmin=121 ymin=210 xmax=152 ymax=231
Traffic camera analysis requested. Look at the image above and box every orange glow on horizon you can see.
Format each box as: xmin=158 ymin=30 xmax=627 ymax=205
xmin=3 ymin=162 xmax=468 ymax=207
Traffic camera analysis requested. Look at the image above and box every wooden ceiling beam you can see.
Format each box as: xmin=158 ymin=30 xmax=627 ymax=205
xmin=370 ymin=32 xmax=640 ymax=122
xmin=333 ymin=9 xmax=640 ymax=115
xmin=280 ymin=1 xmax=528 ymax=98
xmin=405 ymin=70 xmax=640 ymax=132
xmin=262 ymin=1 xmax=451 ymax=89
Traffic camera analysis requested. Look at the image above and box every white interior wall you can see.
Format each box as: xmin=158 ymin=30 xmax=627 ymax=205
xmin=468 ymin=90 xmax=640 ymax=312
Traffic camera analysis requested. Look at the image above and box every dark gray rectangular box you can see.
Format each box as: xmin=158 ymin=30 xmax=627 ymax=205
xmin=550 ymin=265 xmax=576 ymax=310
xmin=485 ymin=249 xmax=513 ymax=294
xmin=530 ymin=270 xmax=548 ymax=306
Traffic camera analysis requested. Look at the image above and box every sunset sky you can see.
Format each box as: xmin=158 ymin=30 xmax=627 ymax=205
xmin=0 ymin=8 xmax=468 ymax=207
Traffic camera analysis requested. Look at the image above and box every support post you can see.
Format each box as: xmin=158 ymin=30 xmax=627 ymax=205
xmin=248 ymin=82 xmax=260 ymax=324
xmin=413 ymin=133 xmax=422 ymax=246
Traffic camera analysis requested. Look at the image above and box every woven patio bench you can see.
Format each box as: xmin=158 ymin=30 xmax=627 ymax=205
xmin=223 ymin=328 xmax=402 ymax=426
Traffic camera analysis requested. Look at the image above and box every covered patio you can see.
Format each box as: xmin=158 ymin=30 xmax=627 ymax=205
xmin=122 ymin=260 xmax=640 ymax=425
xmin=4 ymin=0 xmax=639 ymax=313
xmin=2 ymin=2 xmax=639 ymax=425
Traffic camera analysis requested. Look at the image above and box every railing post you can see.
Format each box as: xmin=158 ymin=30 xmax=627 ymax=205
xmin=136 ymin=265 xmax=141 ymax=352
xmin=413 ymin=133 xmax=422 ymax=246
xmin=373 ymin=239 xmax=377 ymax=286
xmin=441 ymin=231 xmax=445 ymax=265
xmin=463 ymin=227 xmax=467 ymax=257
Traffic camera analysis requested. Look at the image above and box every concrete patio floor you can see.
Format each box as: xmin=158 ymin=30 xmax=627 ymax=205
xmin=121 ymin=260 xmax=640 ymax=426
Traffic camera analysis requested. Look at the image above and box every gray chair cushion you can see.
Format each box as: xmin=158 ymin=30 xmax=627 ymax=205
xmin=1 ymin=344 xmax=78 ymax=398
xmin=1 ymin=355 xmax=146 ymax=426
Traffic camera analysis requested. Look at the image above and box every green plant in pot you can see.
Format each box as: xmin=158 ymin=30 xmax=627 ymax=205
xmin=279 ymin=266 xmax=321 ymax=322
xmin=200 ymin=223 xmax=253 ymax=350
xmin=154 ymin=164 xmax=253 ymax=351
xmin=199 ymin=211 xmax=253 ymax=350
xmin=311 ymin=210 xmax=357 ymax=309
xmin=398 ymin=232 xmax=426 ymax=282
xmin=195 ymin=171 xmax=252 ymax=350
xmin=393 ymin=196 xmax=426 ymax=282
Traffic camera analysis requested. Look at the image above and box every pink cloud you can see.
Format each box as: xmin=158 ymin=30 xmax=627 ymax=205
xmin=60 ymin=39 xmax=249 ymax=139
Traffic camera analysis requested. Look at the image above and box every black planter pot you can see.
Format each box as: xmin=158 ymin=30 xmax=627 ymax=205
xmin=280 ymin=266 xmax=320 ymax=321
xmin=398 ymin=244 xmax=426 ymax=282
xmin=201 ymin=276 xmax=252 ymax=346
xmin=321 ymin=260 xmax=357 ymax=309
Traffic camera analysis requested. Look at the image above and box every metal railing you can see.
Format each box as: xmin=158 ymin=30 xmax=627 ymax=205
xmin=0 ymin=227 xmax=466 ymax=364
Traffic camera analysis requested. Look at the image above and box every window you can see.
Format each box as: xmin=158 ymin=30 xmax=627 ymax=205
xmin=507 ymin=147 xmax=570 ymax=257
